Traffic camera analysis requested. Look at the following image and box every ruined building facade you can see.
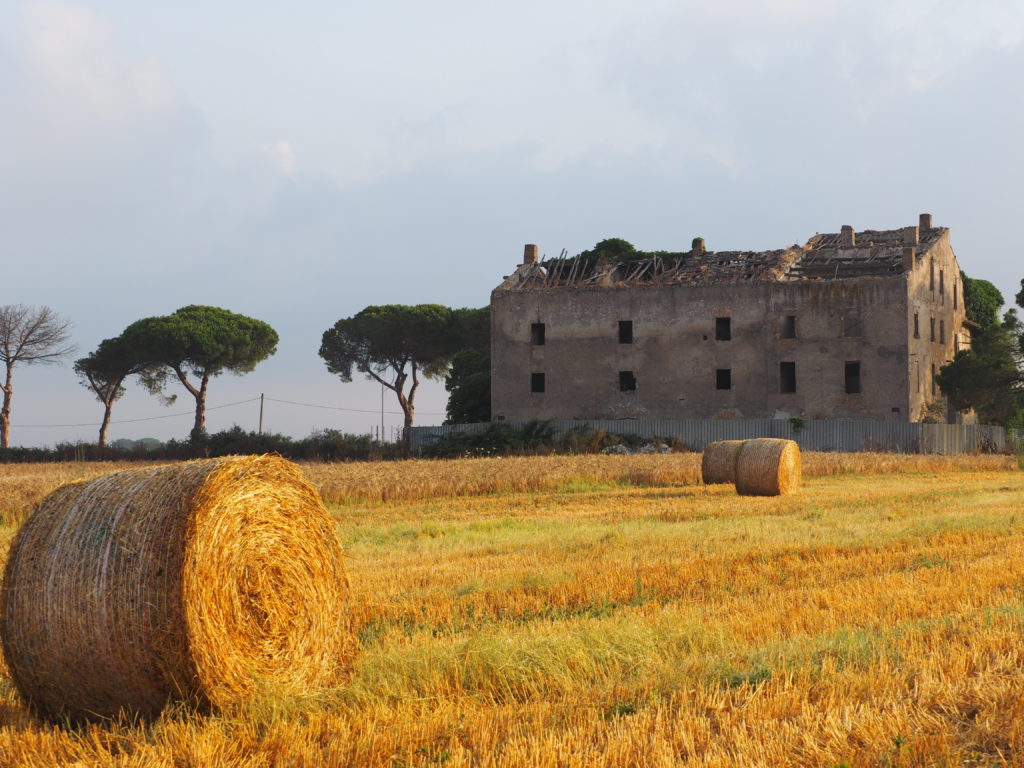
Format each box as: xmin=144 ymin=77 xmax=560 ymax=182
xmin=490 ymin=214 xmax=970 ymax=424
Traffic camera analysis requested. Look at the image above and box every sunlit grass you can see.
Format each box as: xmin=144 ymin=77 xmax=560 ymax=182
xmin=301 ymin=451 xmax=1015 ymax=504
xmin=0 ymin=456 xmax=1020 ymax=765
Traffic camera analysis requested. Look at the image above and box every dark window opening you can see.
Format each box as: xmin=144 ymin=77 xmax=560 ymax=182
xmin=781 ymin=315 xmax=796 ymax=339
xmin=930 ymin=259 xmax=935 ymax=291
xmin=619 ymin=370 xmax=637 ymax=392
xmin=530 ymin=323 xmax=545 ymax=346
xmin=530 ymin=372 xmax=545 ymax=393
xmin=780 ymin=361 xmax=796 ymax=393
xmin=930 ymin=317 xmax=935 ymax=342
xmin=842 ymin=314 xmax=862 ymax=337
xmin=845 ymin=361 xmax=862 ymax=394
xmin=716 ymin=369 xmax=731 ymax=390
xmin=914 ymin=313 xmax=920 ymax=339
xmin=618 ymin=320 xmax=633 ymax=344
xmin=940 ymin=269 xmax=945 ymax=302
xmin=715 ymin=317 xmax=731 ymax=341
xmin=940 ymin=320 xmax=945 ymax=344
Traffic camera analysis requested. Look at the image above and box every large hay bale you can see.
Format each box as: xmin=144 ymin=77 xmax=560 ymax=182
xmin=701 ymin=440 xmax=746 ymax=484
xmin=734 ymin=438 xmax=801 ymax=496
xmin=0 ymin=455 xmax=355 ymax=721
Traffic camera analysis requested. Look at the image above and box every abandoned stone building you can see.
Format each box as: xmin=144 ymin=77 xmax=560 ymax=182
xmin=490 ymin=214 xmax=970 ymax=424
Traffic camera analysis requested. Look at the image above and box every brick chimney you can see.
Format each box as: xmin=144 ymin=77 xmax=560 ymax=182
xmin=919 ymin=213 xmax=933 ymax=230
xmin=691 ymin=237 xmax=705 ymax=256
xmin=523 ymin=244 xmax=539 ymax=265
xmin=902 ymin=226 xmax=919 ymax=246
xmin=840 ymin=225 xmax=856 ymax=246
xmin=902 ymin=246 xmax=916 ymax=271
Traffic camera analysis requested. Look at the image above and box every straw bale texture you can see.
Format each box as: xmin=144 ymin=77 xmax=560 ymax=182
xmin=734 ymin=438 xmax=802 ymax=496
xmin=0 ymin=455 xmax=354 ymax=722
xmin=700 ymin=440 xmax=745 ymax=484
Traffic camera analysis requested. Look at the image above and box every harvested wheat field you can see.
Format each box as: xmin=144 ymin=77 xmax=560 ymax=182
xmin=0 ymin=452 xmax=1020 ymax=766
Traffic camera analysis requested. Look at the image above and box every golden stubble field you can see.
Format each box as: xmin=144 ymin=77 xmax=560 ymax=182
xmin=0 ymin=452 xmax=1021 ymax=767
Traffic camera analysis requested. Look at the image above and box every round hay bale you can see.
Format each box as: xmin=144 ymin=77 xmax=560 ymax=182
xmin=734 ymin=438 xmax=801 ymax=496
xmin=701 ymin=440 xmax=745 ymax=484
xmin=0 ymin=455 xmax=354 ymax=722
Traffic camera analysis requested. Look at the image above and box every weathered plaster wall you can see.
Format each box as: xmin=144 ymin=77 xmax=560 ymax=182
xmin=904 ymin=229 xmax=970 ymax=421
xmin=492 ymin=277 xmax=916 ymax=422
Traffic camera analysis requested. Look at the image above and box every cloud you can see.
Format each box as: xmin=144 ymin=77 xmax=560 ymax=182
xmin=19 ymin=2 xmax=178 ymax=132
xmin=0 ymin=0 xmax=210 ymax=213
xmin=858 ymin=1 xmax=1023 ymax=92
xmin=257 ymin=140 xmax=297 ymax=176
xmin=689 ymin=0 xmax=842 ymax=23
xmin=268 ymin=0 xmax=1024 ymax=188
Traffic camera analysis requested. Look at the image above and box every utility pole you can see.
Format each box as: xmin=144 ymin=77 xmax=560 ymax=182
xmin=380 ymin=382 xmax=385 ymax=443
xmin=258 ymin=393 xmax=264 ymax=435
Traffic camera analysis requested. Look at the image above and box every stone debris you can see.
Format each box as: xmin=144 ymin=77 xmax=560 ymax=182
xmin=505 ymin=225 xmax=948 ymax=290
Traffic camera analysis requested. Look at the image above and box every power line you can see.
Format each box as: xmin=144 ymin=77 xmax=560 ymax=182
xmin=12 ymin=398 xmax=262 ymax=428
xmin=264 ymin=396 xmax=444 ymax=416
xmin=11 ymin=394 xmax=444 ymax=428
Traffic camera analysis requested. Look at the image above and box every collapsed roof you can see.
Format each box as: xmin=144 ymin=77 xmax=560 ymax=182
xmin=500 ymin=218 xmax=947 ymax=291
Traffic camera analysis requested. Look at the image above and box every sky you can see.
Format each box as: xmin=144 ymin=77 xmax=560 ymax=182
xmin=2 ymin=0 xmax=1023 ymax=447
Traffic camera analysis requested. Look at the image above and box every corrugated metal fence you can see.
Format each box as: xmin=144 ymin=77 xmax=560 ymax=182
xmin=410 ymin=419 xmax=1024 ymax=455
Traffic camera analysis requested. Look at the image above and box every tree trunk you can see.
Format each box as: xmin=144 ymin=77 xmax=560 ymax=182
xmin=98 ymin=401 xmax=113 ymax=450
xmin=0 ymin=363 xmax=13 ymax=450
xmin=401 ymin=363 xmax=419 ymax=455
xmin=399 ymin=402 xmax=414 ymax=455
xmin=366 ymin=364 xmax=419 ymax=454
xmin=173 ymin=366 xmax=208 ymax=443
xmin=191 ymin=373 xmax=209 ymax=442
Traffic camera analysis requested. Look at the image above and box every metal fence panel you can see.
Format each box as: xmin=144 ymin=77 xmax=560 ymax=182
xmin=409 ymin=419 xmax=1014 ymax=455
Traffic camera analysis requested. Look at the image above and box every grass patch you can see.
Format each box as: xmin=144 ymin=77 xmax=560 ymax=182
xmin=0 ymin=461 xmax=1023 ymax=766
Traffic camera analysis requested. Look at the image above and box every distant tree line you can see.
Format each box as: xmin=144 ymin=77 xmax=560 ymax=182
xmin=0 ymin=427 xmax=403 ymax=463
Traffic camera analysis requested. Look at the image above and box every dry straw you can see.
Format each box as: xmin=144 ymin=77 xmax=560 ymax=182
xmin=734 ymin=438 xmax=801 ymax=496
xmin=700 ymin=440 xmax=745 ymax=484
xmin=0 ymin=455 xmax=355 ymax=722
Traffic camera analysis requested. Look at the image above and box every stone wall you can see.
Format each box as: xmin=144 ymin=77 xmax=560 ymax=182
xmin=491 ymin=232 xmax=966 ymax=423
xmin=903 ymin=226 xmax=970 ymax=421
